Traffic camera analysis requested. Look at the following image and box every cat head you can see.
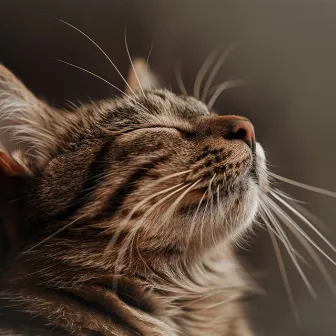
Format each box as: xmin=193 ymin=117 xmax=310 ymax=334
xmin=0 ymin=60 xmax=268 ymax=272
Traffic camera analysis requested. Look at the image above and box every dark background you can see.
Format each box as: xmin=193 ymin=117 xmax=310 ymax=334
xmin=1 ymin=1 xmax=336 ymax=335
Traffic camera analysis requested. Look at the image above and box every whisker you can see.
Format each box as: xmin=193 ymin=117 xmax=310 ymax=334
xmin=268 ymin=195 xmax=336 ymax=267
xmin=79 ymin=171 xmax=193 ymax=239
xmin=269 ymin=192 xmax=336 ymax=294
xmin=261 ymin=205 xmax=302 ymax=321
xmin=273 ymin=188 xmax=307 ymax=205
xmin=256 ymin=216 xmax=307 ymax=265
xmin=279 ymin=210 xmax=336 ymax=295
xmin=274 ymin=188 xmax=328 ymax=231
xmin=112 ymin=183 xmax=193 ymax=289
xmin=55 ymin=18 xmax=137 ymax=96
xmin=174 ymin=61 xmax=188 ymax=96
xmin=193 ymin=50 xmax=219 ymax=100
xmin=201 ymin=43 xmax=236 ymax=102
xmin=134 ymin=238 xmax=152 ymax=274
xmin=260 ymin=204 xmax=308 ymax=266
xmin=145 ymin=42 xmax=154 ymax=78
xmin=261 ymin=201 xmax=305 ymax=262
xmin=208 ymin=173 xmax=216 ymax=196
xmin=124 ymin=28 xmax=145 ymax=96
xmin=188 ymin=188 xmax=208 ymax=244
xmin=209 ymin=175 xmax=218 ymax=249
xmin=216 ymin=185 xmax=224 ymax=218
xmin=57 ymin=59 xmax=151 ymax=116
xmin=207 ymin=80 xmax=247 ymax=111
xmin=128 ymin=183 xmax=191 ymax=249
xmin=260 ymin=203 xmax=317 ymax=298
xmin=162 ymin=179 xmax=202 ymax=222
xmin=138 ymin=170 xmax=191 ymax=193
xmin=200 ymin=198 xmax=211 ymax=248
xmin=102 ymin=169 xmax=192 ymax=191
xmin=131 ymin=180 xmax=203 ymax=270
xmin=57 ymin=59 xmax=128 ymax=96
xmin=271 ymin=191 xmax=336 ymax=255
xmin=104 ymin=182 xmax=186 ymax=255
xmin=267 ymin=225 xmax=301 ymax=326
xmin=270 ymin=172 xmax=336 ymax=198
xmin=200 ymin=176 xmax=216 ymax=248
xmin=23 ymin=213 xmax=87 ymax=253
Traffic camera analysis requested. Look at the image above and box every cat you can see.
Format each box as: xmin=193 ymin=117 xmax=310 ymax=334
xmin=0 ymin=55 xmax=268 ymax=335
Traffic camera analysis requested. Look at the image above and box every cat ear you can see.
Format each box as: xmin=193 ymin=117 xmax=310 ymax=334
xmin=0 ymin=64 xmax=70 ymax=168
xmin=0 ymin=151 xmax=27 ymax=256
xmin=126 ymin=58 xmax=161 ymax=94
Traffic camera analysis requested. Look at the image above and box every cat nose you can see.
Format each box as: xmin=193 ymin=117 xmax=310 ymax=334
xmin=197 ymin=115 xmax=256 ymax=152
xmin=231 ymin=119 xmax=256 ymax=151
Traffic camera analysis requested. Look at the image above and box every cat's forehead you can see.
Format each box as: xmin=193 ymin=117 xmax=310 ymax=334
xmin=105 ymin=89 xmax=210 ymax=126
xmin=146 ymin=89 xmax=210 ymax=118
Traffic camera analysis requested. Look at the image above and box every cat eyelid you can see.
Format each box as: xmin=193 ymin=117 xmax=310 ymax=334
xmin=114 ymin=124 xmax=193 ymax=136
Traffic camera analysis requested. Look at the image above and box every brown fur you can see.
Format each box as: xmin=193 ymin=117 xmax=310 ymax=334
xmin=0 ymin=62 xmax=268 ymax=335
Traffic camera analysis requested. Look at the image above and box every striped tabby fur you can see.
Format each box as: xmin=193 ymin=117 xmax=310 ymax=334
xmin=0 ymin=60 xmax=268 ymax=335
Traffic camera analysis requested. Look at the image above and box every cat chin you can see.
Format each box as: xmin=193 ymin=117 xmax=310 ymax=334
xmin=240 ymin=181 xmax=260 ymax=233
xmin=229 ymin=142 xmax=267 ymax=242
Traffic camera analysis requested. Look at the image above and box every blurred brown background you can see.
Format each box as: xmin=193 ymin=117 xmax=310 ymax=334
xmin=1 ymin=1 xmax=336 ymax=335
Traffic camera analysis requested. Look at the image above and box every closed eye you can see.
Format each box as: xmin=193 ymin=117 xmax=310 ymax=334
xmin=113 ymin=124 xmax=193 ymax=137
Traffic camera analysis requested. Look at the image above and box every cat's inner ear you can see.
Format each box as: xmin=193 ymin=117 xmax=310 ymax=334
xmin=126 ymin=58 xmax=161 ymax=94
xmin=0 ymin=151 xmax=26 ymax=176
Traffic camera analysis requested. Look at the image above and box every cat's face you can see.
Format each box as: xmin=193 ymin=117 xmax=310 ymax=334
xmin=0 ymin=62 xmax=267 ymax=269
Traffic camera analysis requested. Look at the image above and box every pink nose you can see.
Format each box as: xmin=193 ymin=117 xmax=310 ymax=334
xmin=232 ymin=120 xmax=256 ymax=151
